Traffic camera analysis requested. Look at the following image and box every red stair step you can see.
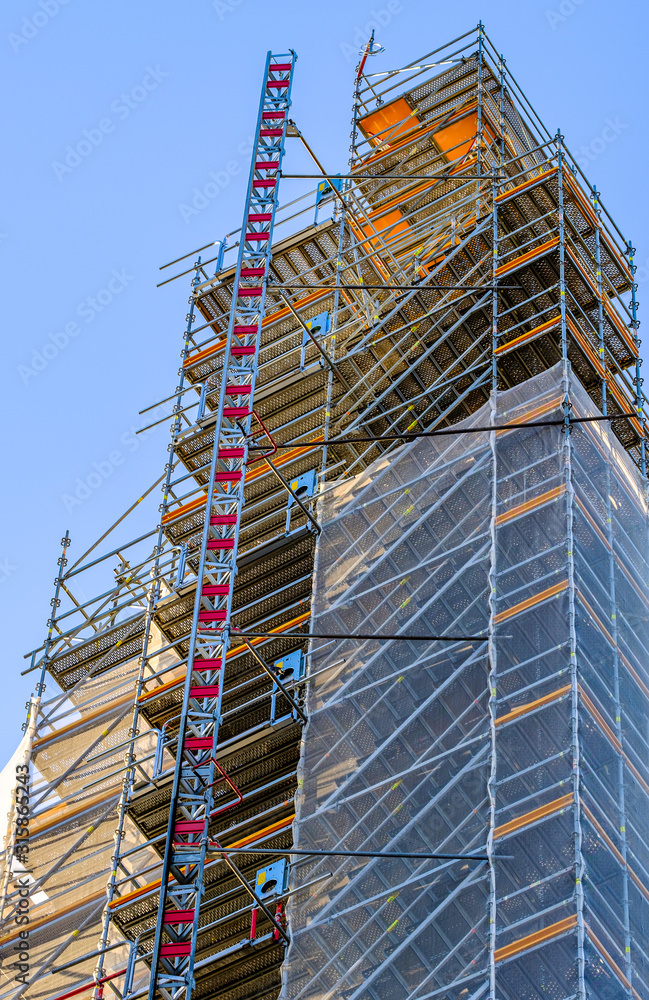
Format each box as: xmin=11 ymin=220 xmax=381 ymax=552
xmin=248 ymin=214 xmax=272 ymax=222
xmin=174 ymin=820 xmax=205 ymax=833
xmin=198 ymin=610 xmax=227 ymax=621
xmin=239 ymin=269 xmax=265 ymax=278
xmin=214 ymin=471 xmax=242 ymax=483
xmin=238 ymin=285 xmax=263 ymax=295
xmin=190 ymin=685 xmax=221 ymax=698
xmin=210 ymin=515 xmax=237 ymax=525
xmin=207 ymin=538 xmax=235 ymax=549
xmin=223 ymin=407 xmax=250 ymax=417
xmin=255 ymin=162 xmax=279 ymax=170
xmin=245 ymin=233 xmax=269 ymax=241
xmin=185 ymin=738 xmax=213 ymax=750
xmin=163 ymin=910 xmax=195 ymax=924
xmin=193 ymin=657 xmax=222 ymax=668
xmin=202 ymin=584 xmax=230 ymax=596
xmin=253 ymin=178 xmax=277 ymax=187
xmin=226 ymin=385 xmax=251 ymax=395
xmin=260 ymin=128 xmax=283 ymax=137
xmin=218 ymin=448 xmax=245 ymax=458
xmin=160 ymin=943 xmax=192 ymax=957
xmin=234 ymin=324 xmax=259 ymax=334
xmin=267 ymin=80 xmax=289 ymax=88
xmin=231 ymin=347 xmax=256 ymax=356
xmin=262 ymin=110 xmax=285 ymax=119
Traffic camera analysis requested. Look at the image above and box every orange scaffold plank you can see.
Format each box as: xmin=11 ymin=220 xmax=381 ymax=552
xmin=0 ymin=890 xmax=108 ymax=946
xmin=577 ymin=584 xmax=649 ymax=702
xmin=494 ymin=684 xmax=571 ymax=727
xmin=495 ymin=236 xmax=559 ymax=278
xmin=494 ymin=914 xmax=578 ymax=963
xmin=493 ymin=793 xmax=574 ymax=841
xmin=494 ymin=315 xmax=561 ymax=357
xmin=494 ymin=165 xmax=558 ymax=204
xmin=578 ymin=684 xmax=621 ymax=751
xmin=494 ymin=484 xmax=565 ymax=526
xmin=493 ymin=579 xmax=568 ymax=624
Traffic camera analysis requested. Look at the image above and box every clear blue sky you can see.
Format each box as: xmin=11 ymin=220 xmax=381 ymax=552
xmin=1 ymin=0 xmax=647 ymax=766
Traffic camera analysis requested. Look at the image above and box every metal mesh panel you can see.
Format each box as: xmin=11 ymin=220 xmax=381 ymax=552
xmin=281 ymin=362 xmax=649 ymax=1000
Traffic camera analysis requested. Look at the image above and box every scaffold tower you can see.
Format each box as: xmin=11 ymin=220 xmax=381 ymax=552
xmin=1 ymin=23 xmax=647 ymax=1000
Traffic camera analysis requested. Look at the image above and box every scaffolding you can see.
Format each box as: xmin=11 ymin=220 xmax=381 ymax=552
xmin=1 ymin=22 xmax=647 ymax=1000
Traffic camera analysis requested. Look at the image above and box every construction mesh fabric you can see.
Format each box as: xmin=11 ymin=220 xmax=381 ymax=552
xmin=282 ymin=362 xmax=649 ymax=1000
xmin=281 ymin=400 xmax=494 ymax=1000
xmin=0 ymin=625 xmax=176 ymax=1000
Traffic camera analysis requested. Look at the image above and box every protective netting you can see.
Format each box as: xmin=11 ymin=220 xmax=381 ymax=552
xmin=0 ymin=625 xmax=177 ymax=1000
xmin=281 ymin=362 xmax=649 ymax=1000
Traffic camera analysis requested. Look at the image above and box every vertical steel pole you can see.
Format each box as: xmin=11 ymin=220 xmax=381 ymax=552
xmin=591 ymin=188 xmax=608 ymax=417
xmin=626 ymin=241 xmax=645 ymax=475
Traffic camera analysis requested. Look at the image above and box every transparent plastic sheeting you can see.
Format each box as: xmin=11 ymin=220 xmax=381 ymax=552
xmin=281 ymin=362 xmax=649 ymax=1000
xmin=0 ymin=625 xmax=179 ymax=1000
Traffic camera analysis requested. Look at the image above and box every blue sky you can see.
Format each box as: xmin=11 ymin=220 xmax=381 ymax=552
xmin=0 ymin=0 xmax=647 ymax=766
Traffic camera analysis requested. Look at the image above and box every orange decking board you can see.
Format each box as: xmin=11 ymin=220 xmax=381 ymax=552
xmin=493 ymin=579 xmax=569 ymax=625
xmin=605 ymin=375 xmax=642 ymax=435
xmin=358 ymin=97 xmax=421 ymax=148
xmin=358 ymin=95 xmax=478 ymax=168
xmin=494 ymin=684 xmax=571 ymax=728
xmin=495 ymin=165 xmax=558 ymax=204
xmin=499 ymin=393 xmax=564 ymax=430
xmin=494 ymin=914 xmax=577 ymax=963
xmin=565 ymin=245 xmax=637 ymax=358
xmin=495 ymin=236 xmax=559 ymax=278
xmin=578 ymin=583 xmax=649 ymax=702
xmin=494 ymin=315 xmax=561 ymax=357
xmin=0 ymin=889 xmax=107 ymax=947
xmin=495 ymin=484 xmax=565 ymax=527
xmin=31 ymin=787 xmax=119 ymax=839
xmin=493 ymin=793 xmax=574 ymax=842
